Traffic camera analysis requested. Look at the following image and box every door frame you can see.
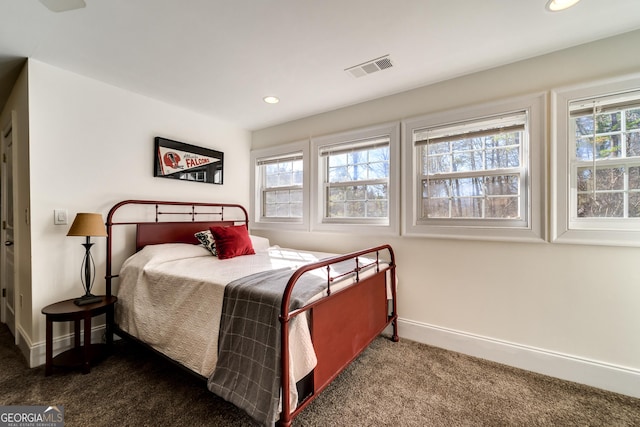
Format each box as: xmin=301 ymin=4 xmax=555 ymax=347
xmin=1 ymin=111 xmax=18 ymax=344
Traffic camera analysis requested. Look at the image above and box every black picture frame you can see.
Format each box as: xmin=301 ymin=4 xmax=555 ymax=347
xmin=154 ymin=137 xmax=224 ymax=185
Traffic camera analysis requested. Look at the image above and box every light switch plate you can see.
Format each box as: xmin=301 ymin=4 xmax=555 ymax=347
xmin=54 ymin=209 xmax=68 ymax=225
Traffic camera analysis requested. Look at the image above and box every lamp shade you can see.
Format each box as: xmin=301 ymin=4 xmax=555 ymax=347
xmin=67 ymin=213 xmax=108 ymax=237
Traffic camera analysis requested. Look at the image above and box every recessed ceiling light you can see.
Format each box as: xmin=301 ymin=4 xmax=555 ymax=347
xmin=545 ymin=0 xmax=581 ymax=12
xmin=39 ymin=0 xmax=86 ymax=13
xmin=263 ymin=96 xmax=279 ymax=104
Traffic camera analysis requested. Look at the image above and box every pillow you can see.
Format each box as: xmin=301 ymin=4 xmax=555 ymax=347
xmin=249 ymin=235 xmax=271 ymax=252
xmin=194 ymin=230 xmax=217 ymax=256
xmin=209 ymin=224 xmax=255 ymax=260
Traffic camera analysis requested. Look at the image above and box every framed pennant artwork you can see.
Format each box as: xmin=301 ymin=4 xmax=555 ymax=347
xmin=154 ymin=137 xmax=224 ymax=185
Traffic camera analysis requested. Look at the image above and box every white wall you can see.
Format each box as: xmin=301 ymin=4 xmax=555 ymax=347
xmin=26 ymin=60 xmax=251 ymax=347
xmin=252 ymin=30 xmax=640 ymax=396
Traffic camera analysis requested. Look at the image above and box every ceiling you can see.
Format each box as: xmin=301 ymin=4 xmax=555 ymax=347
xmin=1 ymin=1 xmax=640 ymax=131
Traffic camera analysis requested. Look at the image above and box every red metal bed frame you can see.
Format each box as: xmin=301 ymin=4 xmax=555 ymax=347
xmin=104 ymin=200 xmax=398 ymax=426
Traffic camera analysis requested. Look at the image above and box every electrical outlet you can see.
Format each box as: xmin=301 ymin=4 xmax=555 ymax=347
xmin=54 ymin=209 xmax=68 ymax=225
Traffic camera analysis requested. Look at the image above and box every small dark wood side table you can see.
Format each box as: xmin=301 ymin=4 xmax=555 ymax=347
xmin=41 ymin=295 xmax=117 ymax=376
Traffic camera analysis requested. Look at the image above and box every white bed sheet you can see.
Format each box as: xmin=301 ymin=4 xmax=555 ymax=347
xmin=115 ymin=243 xmax=342 ymax=387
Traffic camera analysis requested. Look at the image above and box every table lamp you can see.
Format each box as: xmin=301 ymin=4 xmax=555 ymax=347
xmin=67 ymin=213 xmax=108 ymax=306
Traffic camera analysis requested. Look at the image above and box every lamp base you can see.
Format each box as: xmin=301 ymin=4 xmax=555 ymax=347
xmin=74 ymin=294 xmax=103 ymax=306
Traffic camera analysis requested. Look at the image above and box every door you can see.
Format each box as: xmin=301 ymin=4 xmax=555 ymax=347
xmin=1 ymin=116 xmax=15 ymax=340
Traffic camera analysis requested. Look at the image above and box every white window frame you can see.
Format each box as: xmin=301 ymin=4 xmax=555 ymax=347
xmin=552 ymin=74 xmax=640 ymax=247
xmin=403 ymin=93 xmax=546 ymax=242
xmin=250 ymin=140 xmax=309 ymax=231
xmin=311 ymin=122 xmax=400 ymax=235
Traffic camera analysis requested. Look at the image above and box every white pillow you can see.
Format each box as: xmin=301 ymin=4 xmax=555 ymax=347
xmin=249 ymin=235 xmax=271 ymax=252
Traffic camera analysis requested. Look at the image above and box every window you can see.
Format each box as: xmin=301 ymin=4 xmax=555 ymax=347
xmin=403 ymin=94 xmax=546 ymax=241
xmin=260 ymin=154 xmax=303 ymax=219
xmin=552 ymin=74 xmax=640 ymax=246
xmin=250 ymin=140 xmax=309 ymax=230
xmin=311 ymin=122 xmax=399 ymax=234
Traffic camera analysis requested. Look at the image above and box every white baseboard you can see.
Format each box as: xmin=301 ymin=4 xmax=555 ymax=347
xmin=16 ymin=324 xmax=32 ymax=365
xmin=397 ymin=318 xmax=640 ymax=399
xmin=27 ymin=325 xmax=108 ymax=368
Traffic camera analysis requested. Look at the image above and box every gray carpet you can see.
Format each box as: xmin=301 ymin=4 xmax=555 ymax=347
xmin=1 ymin=324 xmax=639 ymax=426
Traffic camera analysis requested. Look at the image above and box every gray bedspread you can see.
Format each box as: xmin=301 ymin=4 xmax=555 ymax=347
xmin=207 ymin=265 xmax=347 ymax=426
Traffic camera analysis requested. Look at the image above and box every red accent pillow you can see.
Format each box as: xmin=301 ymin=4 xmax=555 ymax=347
xmin=208 ymin=225 xmax=255 ymax=260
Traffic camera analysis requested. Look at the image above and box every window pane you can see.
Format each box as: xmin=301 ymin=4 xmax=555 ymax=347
xmin=266 ymin=174 xmax=278 ymax=187
xmin=368 ymin=162 xmax=388 ymax=180
xmin=576 ymin=137 xmax=594 ymax=161
xmin=263 ymin=189 xmax=303 ymax=218
xmin=575 ymin=135 xmax=622 ymax=160
xmin=329 ymin=187 xmax=345 ymax=202
xmin=629 ymin=166 xmax=640 ymax=189
xmin=626 ymin=108 xmax=640 ymax=131
xmin=627 ymin=132 xmax=640 ymax=157
xmin=427 ymin=141 xmax=450 ymax=155
xmin=577 ymin=193 xmax=624 ymax=217
xmin=424 ymin=179 xmax=449 ymax=198
xmin=575 ymin=116 xmax=594 ymax=137
xmin=266 ymin=163 xmax=279 ymax=175
xmin=424 ymin=198 xmax=449 ymax=218
xmin=485 ymin=175 xmax=519 ymax=196
xmin=452 ymin=151 xmax=483 ymax=172
xmin=451 ymin=138 xmax=482 ymax=151
xmin=577 ymin=167 xmax=624 ymax=192
xmin=595 ymin=167 xmax=624 ymax=191
xmin=595 ymin=135 xmax=621 ymax=159
xmin=629 ymin=193 xmax=640 ymax=218
xmin=486 ymin=147 xmax=520 ymax=169
xmin=345 ymin=201 xmax=365 ymax=217
xmin=276 ymin=204 xmax=290 ymax=217
xmin=328 ymin=145 xmax=389 ymax=185
xmin=346 ymin=185 xmax=366 ymax=200
xmin=451 ymin=178 xmax=483 ymax=197
xmin=451 ymin=198 xmax=482 ymax=218
xmin=577 ymin=168 xmax=594 ymax=192
xmin=328 ymin=202 xmax=345 ymax=217
xmin=347 ymin=165 xmax=368 ymax=181
xmin=485 ymin=132 xmax=520 ymax=148
xmin=571 ymin=99 xmax=640 ymax=222
xmin=265 ymin=204 xmax=278 ymax=217
xmin=277 ymin=172 xmax=292 ymax=186
xmin=324 ymin=141 xmax=390 ymax=220
xmin=329 ymin=166 xmax=347 ymax=182
xmin=326 ymin=183 xmax=388 ymax=219
xmin=367 ymin=184 xmax=388 ymax=199
xmin=329 ymin=153 xmax=347 ymax=167
xmin=265 ymin=191 xmax=276 ymax=204
xmin=292 ymin=170 xmax=303 ymax=185
xmin=263 ymin=159 xmax=303 ymax=189
xmin=414 ymin=109 xmax=528 ymax=227
xmin=426 ymin=153 xmax=451 ymax=174
xmin=486 ymin=197 xmax=519 ymax=218
xmin=290 ymin=203 xmax=302 ymax=217
xmin=596 ymin=111 xmax=622 ymax=133
xmin=277 ymin=190 xmax=292 ymax=203
xmin=369 ymin=146 xmax=388 ymax=162
xmin=366 ymin=200 xmax=388 ymax=217
xmin=290 ymin=189 xmax=303 ymax=202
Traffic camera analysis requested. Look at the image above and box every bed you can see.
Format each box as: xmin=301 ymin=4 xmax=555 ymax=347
xmin=104 ymin=200 xmax=398 ymax=426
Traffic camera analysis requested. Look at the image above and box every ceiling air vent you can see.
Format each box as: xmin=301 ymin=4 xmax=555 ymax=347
xmin=345 ymin=55 xmax=393 ymax=78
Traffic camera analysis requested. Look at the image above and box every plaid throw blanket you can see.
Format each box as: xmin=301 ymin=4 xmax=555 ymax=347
xmin=207 ymin=266 xmax=340 ymax=426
